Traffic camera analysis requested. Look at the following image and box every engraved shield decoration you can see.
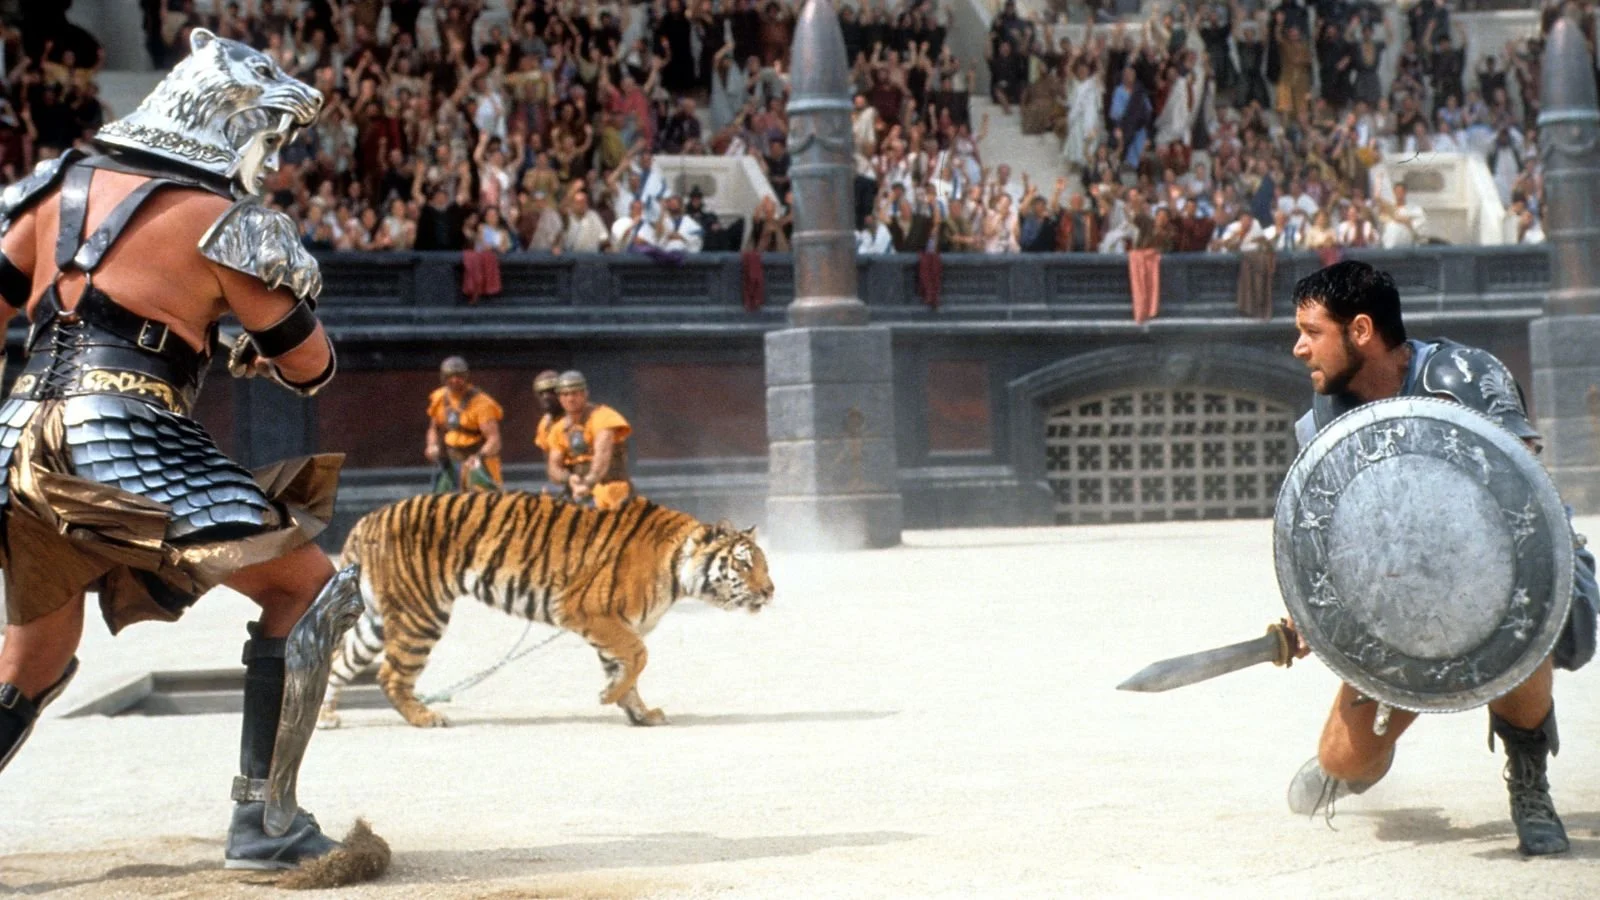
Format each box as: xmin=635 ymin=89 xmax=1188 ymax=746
xmin=1274 ymin=397 xmax=1574 ymax=712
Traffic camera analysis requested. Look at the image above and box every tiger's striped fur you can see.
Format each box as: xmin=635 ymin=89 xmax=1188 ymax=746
xmin=320 ymin=492 xmax=773 ymax=728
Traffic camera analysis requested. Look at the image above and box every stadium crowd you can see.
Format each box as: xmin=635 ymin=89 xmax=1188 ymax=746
xmin=0 ymin=0 xmax=1572 ymax=262
xmin=848 ymin=0 xmax=1557 ymax=257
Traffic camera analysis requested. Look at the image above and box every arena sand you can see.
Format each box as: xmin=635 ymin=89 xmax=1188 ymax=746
xmin=2 ymin=518 xmax=1598 ymax=898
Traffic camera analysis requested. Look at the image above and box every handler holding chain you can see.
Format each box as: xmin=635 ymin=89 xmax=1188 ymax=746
xmin=0 ymin=30 xmax=384 ymax=881
xmin=425 ymin=355 xmax=504 ymax=491
xmin=545 ymin=370 xmax=633 ymax=508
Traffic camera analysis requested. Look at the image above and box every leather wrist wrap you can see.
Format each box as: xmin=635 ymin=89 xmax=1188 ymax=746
xmin=247 ymin=298 xmax=318 ymax=358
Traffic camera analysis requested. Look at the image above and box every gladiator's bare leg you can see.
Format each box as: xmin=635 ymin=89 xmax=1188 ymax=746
xmin=1487 ymin=657 xmax=1552 ymax=728
xmin=0 ymin=596 xmax=86 ymax=772
xmin=226 ymin=543 xmax=336 ymax=637
xmin=1287 ymin=682 xmax=1418 ymax=815
xmin=1318 ymin=683 xmax=1419 ymax=783
xmin=0 ymin=593 xmax=86 ymax=698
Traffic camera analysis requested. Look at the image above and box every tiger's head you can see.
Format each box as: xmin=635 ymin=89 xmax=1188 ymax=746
xmin=685 ymin=523 xmax=774 ymax=613
xmin=96 ymin=28 xmax=322 ymax=196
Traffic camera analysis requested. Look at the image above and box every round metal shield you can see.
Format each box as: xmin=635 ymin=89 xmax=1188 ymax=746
xmin=1274 ymin=396 xmax=1574 ymax=713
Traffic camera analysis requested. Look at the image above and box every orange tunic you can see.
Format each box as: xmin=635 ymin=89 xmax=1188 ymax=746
xmin=548 ymin=404 xmax=633 ymax=509
xmin=427 ymin=386 xmax=505 ymax=488
xmin=534 ymin=412 xmax=556 ymax=452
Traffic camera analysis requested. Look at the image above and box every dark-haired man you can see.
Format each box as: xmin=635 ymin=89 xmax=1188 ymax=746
xmin=531 ymin=368 xmax=561 ymax=460
xmin=1285 ymin=260 xmax=1598 ymax=856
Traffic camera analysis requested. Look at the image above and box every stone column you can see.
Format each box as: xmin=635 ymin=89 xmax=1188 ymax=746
xmin=764 ymin=0 xmax=901 ymax=550
xmin=1531 ymin=16 xmax=1600 ymax=513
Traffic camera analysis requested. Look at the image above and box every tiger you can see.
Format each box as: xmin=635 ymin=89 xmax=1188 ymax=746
xmin=318 ymin=492 xmax=774 ymax=729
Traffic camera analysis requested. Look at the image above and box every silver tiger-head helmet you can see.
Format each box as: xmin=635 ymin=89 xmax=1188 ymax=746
xmin=96 ymin=28 xmax=322 ymax=197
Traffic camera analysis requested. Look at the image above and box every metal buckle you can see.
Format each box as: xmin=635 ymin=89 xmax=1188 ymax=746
xmin=137 ymin=320 xmax=169 ymax=354
xmin=231 ymin=775 xmax=268 ymax=803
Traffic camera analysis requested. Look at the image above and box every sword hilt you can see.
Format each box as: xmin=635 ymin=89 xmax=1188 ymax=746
xmin=1268 ymin=620 xmax=1298 ymax=668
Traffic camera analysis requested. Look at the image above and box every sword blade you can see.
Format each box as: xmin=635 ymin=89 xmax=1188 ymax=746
xmin=1117 ymin=632 xmax=1285 ymax=693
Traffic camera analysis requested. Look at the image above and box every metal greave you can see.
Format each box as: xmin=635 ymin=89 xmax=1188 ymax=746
xmin=253 ymin=565 xmax=363 ymax=837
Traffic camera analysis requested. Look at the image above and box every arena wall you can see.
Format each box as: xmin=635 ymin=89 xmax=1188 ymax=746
xmin=2 ymin=245 xmax=1550 ymax=543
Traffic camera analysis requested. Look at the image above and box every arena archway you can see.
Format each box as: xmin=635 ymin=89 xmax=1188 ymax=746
xmin=1008 ymin=345 xmax=1311 ymax=524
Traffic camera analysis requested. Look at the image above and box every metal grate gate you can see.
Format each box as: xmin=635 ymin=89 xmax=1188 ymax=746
xmin=1045 ymin=388 xmax=1298 ymax=524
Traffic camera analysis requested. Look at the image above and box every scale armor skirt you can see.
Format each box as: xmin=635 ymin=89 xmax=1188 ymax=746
xmin=0 ymin=394 xmax=341 ymax=633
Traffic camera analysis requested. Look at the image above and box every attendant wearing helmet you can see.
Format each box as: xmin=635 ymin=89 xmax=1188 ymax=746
xmin=545 ymin=370 xmax=633 ymax=508
xmin=424 ymin=356 xmax=504 ymax=490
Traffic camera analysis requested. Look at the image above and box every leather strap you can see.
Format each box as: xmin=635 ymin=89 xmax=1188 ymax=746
xmin=53 ymin=165 xmax=94 ymax=271
xmin=72 ymin=178 xmax=177 ymax=272
xmin=276 ymin=349 xmax=335 ymax=397
xmin=0 ymin=252 xmax=29 ymax=309
xmin=242 ymin=637 xmax=288 ymax=664
xmin=78 ymin=149 xmax=234 ymax=197
xmin=231 ymin=775 xmax=269 ymax=803
xmin=30 ymin=286 xmax=206 ymax=370
xmin=0 ymin=683 xmax=37 ymax=720
xmin=246 ymin=298 xmax=318 ymax=358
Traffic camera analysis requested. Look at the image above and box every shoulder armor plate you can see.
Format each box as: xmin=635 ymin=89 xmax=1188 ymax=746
xmin=1418 ymin=340 xmax=1539 ymax=441
xmin=198 ymin=199 xmax=322 ymax=302
xmin=0 ymin=152 xmax=80 ymax=236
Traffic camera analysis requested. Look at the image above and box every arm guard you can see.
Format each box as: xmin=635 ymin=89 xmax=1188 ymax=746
xmin=273 ymin=345 xmax=336 ymax=397
xmin=199 ymin=198 xmax=323 ymax=302
xmin=226 ymin=330 xmax=337 ymax=397
xmin=247 ymin=298 xmax=318 ymax=358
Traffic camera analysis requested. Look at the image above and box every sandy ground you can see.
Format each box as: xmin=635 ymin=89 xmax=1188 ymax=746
xmin=3 ymin=517 xmax=1599 ymax=899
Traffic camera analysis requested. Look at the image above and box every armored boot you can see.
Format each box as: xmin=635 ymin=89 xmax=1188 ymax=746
xmin=225 ymin=566 xmax=363 ymax=870
xmin=1491 ymin=709 xmax=1568 ymax=857
xmin=0 ymin=657 xmax=79 ymax=774
xmin=1286 ymin=747 xmax=1393 ymax=817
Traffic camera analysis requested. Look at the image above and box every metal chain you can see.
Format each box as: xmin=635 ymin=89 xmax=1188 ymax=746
xmin=417 ymin=622 xmax=565 ymax=704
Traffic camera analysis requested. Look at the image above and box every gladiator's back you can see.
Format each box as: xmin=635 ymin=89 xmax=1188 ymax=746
xmin=0 ymin=28 xmax=337 ymax=634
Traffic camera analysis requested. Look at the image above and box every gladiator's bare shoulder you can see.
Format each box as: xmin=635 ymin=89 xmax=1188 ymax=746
xmin=0 ymin=154 xmax=75 ymax=236
xmin=198 ymin=198 xmax=322 ymax=302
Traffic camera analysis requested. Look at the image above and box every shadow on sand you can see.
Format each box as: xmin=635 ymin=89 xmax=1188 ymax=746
xmin=1352 ymin=807 xmax=1600 ymax=860
xmin=0 ymin=857 xmax=223 ymax=896
xmin=334 ymin=708 xmax=900 ymax=730
xmin=382 ymin=830 xmax=922 ymax=885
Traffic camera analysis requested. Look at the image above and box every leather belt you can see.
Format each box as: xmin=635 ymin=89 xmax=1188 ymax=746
xmin=10 ymin=345 xmax=200 ymax=415
xmin=27 ymin=286 xmax=210 ymax=375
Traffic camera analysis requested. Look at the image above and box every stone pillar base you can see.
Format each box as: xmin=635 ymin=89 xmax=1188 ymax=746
xmin=1530 ymin=316 xmax=1600 ymax=514
xmin=765 ymin=326 xmax=903 ymax=551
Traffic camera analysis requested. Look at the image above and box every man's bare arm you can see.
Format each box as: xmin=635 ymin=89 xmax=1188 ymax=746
xmin=0 ymin=207 xmax=38 ymax=319
xmin=586 ymin=427 xmax=616 ymax=487
xmin=425 ymin=421 xmax=441 ymax=462
xmin=215 ymin=264 xmax=334 ymax=386
xmin=478 ymin=416 xmax=503 ymax=459
xmin=546 ymin=441 xmax=569 ymax=485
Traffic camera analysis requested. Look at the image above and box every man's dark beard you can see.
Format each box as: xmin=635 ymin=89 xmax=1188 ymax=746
xmin=542 ymin=396 xmax=562 ymax=417
xmin=1315 ymin=329 xmax=1362 ymax=396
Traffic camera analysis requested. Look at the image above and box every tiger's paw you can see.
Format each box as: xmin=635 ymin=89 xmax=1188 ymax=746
xmin=316 ymin=710 xmax=342 ymax=730
xmin=599 ymin=686 xmax=628 ymax=706
xmin=400 ymin=707 xmax=451 ymax=728
xmin=624 ymin=706 xmax=668 ymax=727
